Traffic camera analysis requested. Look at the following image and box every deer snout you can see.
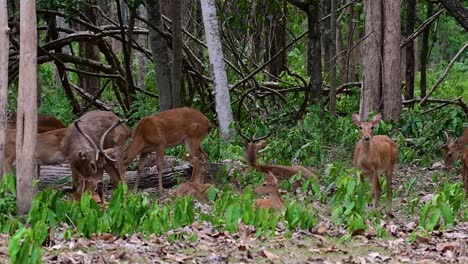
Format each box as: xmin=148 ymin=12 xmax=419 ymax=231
xmin=363 ymin=135 xmax=371 ymax=141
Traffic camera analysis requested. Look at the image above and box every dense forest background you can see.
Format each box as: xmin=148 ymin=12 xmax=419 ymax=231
xmin=0 ymin=0 xmax=467 ymax=263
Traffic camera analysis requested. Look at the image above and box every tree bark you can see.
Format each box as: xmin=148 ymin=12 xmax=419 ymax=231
xmin=16 ymin=0 xmax=38 ymax=215
xmin=329 ymin=0 xmax=337 ymax=114
xmin=146 ymin=0 xmax=173 ymax=111
xmin=0 ymin=0 xmax=8 ymax=176
xmin=382 ymin=0 xmax=401 ymax=121
xmin=360 ymin=0 xmax=382 ymax=119
xmin=200 ymin=0 xmax=234 ymax=140
xmin=420 ymin=0 xmax=433 ymax=98
xmin=307 ymin=1 xmax=323 ymax=103
xmin=171 ymin=0 xmax=183 ymax=108
xmin=439 ymin=0 xmax=468 ymax=31
xmin=404 ymin=0 xmax=416 ymax=100
xmin=266 ymin=2 xmax=287 ymax=79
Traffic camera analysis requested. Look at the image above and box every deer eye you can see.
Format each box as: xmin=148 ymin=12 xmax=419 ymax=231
xmin=371 ymin=126 xmax=374 ymax=129
xmin=359 ymin=126 xmax=363 ymax=129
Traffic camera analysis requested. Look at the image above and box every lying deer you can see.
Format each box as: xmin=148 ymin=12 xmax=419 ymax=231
xmin=239 ymin=128 xmax=314 ymax=187
xmin=255 ymin=173 xmax=285 ymax=211
xmin=62 ymin=111 xmax=131 ymax=202
xmin=352 ymin=113 xmax=398 ymax=210
xmin=3 ymin=128 xmax=67 ymax=176
xmin=7 ymin=112 xmax=66 ymax=133
xmin=445 ymin=128 xmax=468 ymax=192
xmin=175 ymin=155 xmax=212 ymax=202
xmin=124 ymin=107 xmax=211 ymax=192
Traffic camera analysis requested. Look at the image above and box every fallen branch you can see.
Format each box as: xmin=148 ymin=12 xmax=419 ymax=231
xmin=404 ymin=96 xmax=468 ymax=116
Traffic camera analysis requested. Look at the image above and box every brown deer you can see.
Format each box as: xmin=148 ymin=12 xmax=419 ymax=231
xmin=62 ymin=111 xmax=131 ymax=202
xmin=7 ymin=112 xmax=66 ymax=133
xmin=255 ymin=173 xmax=285 ymax=211
xmin=175 ymin=155 xmax=212 ymax=202
xmin=124 ymin=107 xmax=211 ymax=192
xmin=3 ymin=128 xmax=67 ymax=175
xmin=352 ymin=113 xmax=398 ymax=210
xmin=239 ymin=128 xmax=315 ymax=187
xmin=445 ymin=128 xmax=468 ymax=192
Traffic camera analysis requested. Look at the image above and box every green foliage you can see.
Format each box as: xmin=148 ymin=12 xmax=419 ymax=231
xmin=9 ymin=226 xmax=43 ymax=264
xmin=419 ymin=182 xmax=466 ymax=231
xmin=0 ymin=174 xmax=20 ymax=234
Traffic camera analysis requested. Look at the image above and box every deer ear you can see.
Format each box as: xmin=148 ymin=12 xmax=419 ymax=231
xmin=372 ymin=113 xmax=382 ymax=125
xmin=78 ymin=151 xmax=86 ymax=160
xmin=352 ymin=114 xmax=361 ymax=125
xmin=256 ymin=140 xmax=268 ymax=150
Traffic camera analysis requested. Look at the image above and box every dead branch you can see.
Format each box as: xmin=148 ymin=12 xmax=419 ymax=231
xmin=400 ymin=7 xmax=444 ymax=48
xmin=404 ymin=96 xmax=468 ymax=116
xmin=69 ymin=83 xmax=112 ymax=111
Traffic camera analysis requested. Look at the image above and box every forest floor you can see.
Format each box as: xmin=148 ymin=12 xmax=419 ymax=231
xmin=0 ymin=161 xmax=467 ymax=263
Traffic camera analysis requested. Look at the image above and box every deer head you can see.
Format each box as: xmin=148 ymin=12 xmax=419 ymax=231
xmin=352 ymin=113 xmax=381 ymax=142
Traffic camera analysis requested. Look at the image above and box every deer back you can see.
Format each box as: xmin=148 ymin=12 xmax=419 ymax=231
xmin=35 ymin=128 xmax=67 ymax=164
xmin=7 ymin=112 xmax=66 ymax=133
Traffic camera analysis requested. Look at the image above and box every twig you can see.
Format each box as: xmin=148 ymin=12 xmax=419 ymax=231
xmin=400 ymin=7 xmax=444 ymax=48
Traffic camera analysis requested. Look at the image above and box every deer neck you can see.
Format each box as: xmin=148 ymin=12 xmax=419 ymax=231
xmin=269 ymin=189 xmax=284 ymax=209
xmin=245 ymin=143 xmax=258 ymax=166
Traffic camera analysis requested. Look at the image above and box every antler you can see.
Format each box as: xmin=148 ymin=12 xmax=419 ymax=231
xmin=99 ymin=119 xmax=126 ymax=162
xmin=74 ymin=120 xmax=99 ymax=161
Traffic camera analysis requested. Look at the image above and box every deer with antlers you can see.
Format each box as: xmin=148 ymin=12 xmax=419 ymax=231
xmin=3 ymin=128 xmax=67 ymax=176
xmin=238 ymin=127 xmax=315 ymax=187
xmin=352 ymin=113 xmax=398 ymax=210
xmin=124 ymin=107 xmax=211 ymax=192
xmin=255 ymin=172 xmax=285 ymax=211
xmin=62 ymin=111 xmax=131 ymax=202
xmin=445 ymin=128 xmax=468 ymax=192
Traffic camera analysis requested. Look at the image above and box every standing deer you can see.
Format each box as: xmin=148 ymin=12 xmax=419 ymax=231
xmin=62 ymin=111 xmax=131 ymax=202
xmin=445 ymin=128 xmax=468 ymax=192
xmin=239 ymin=128 xmax=315 ymax=187
xmin=352 ymin=113 xmax=398 ymax=210
xmin=255 ymin=172 xmax=285 ymax=211
xmin=7 ymin=112 xmax=66 ymax=133
xmin=124 ymin=107 xmax=211 ymax=192
xmin=3 ymin=128 xmax=67 ymax=176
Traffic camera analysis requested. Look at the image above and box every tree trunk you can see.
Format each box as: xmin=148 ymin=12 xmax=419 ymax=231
xmin=420 ymin=0 xmax=433 ymax=98
xmin=136 ymin=5 xmax=148 ymax=88
xmin=171 ymin=0 xmax=183 ymax=108
xmin=360 ymin=0 xmax=382 ymax=119
xmin=266 ymin=2 xmax=287 ymax=79
xmin=404 ymin=0 xmax=415 ymax=100
xmin=307 ymin=2 xmax=323 ymax=103
xmin=146 ymin=0 xmax=173 ymax=111
xmin=438 ymin=0 xmax=468 ymax=31
xmin=323 ymin=0 xmax=331 ymax=79
xmin=329 ymin=0 xmax=337 ymax=114
xmin=16 ymin=0 xmax=38 ymax=215
xmin=0 ymin=0 xmax=8 ymax=176
xmin=382 ymin=0 xmax=401 ymax=121
xmin=200 ymin=0 xmax=233 ymax=140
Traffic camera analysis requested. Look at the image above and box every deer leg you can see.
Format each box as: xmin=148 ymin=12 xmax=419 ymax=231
xmin=71 ymin=170 xmax=80 ymax=193
xmin=155 ymin=147 xmax=165 ymax=192
xmin=370 ymin=173 xmax=382 ymax=209
xmin=385 ymin=167 xmax=393 ymax=211
xmin=186 ymin=139 xmax=207 ymax=183
xmin=134 ymin=152 xmax=149 ymax=191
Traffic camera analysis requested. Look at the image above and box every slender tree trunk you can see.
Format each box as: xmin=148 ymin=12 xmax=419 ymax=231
xmin=323 ymin=0 xmax=332 ymax=79
xmin=307 ymin=2 xmax=323 ymax=103
xmin=266 ymin=2 xmax=287 ymax=79
xmin=360 ymin=0 xmax=382 ymax=118
xmin=16 ymin=0 xmax=38 ymax=215
xmin=405 ymin=0 xmax=416 ymax=100
xmin=329 ymin=0 xmax=337 ymax=114
xmin=171 ymin=0 xmax=183 ymax=108
xmin=146 ymin=0 xmax=173 ymax=111
xmin=382 ymin=0 xmax=401 ymax=121
xmin=420 ymin=0 xmax=433 ymax=98
xmin=136 ymin=6 xmax=148 ymax=88
xmin=200 ymin=0 xmax=233 ymax=140
xmin=0 ymin=0 xmax=9 ymax=176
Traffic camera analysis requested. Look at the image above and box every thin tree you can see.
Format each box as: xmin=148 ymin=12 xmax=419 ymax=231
xmin=146 ymin=0 xmax=173 ymax=111
xmin=0 ymin=0 xmax=9 ymax=176
xmin=405 ymin=0 xmax=416 ymax=100
xmin=171 ymin=0 xmax=183 ymax=108
xmin=200 ymin=0 xmax=234 ymax=140
xmin=420 ymin=0 xmax=433 ymax=98
xmin=16 ymin=0 xmax=38 ymax=214
xmin=329 ymin=0 xmax=337 ymax=114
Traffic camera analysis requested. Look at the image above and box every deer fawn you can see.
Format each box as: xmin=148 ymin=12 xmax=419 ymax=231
xmin=352 ymin=113 xmax=398 ymax=210
xmin=238 ymin=127 xmax=314 ymax=187
xmin=445 ymin=128 xmax=468 ymax=192
xmin=175 ymin=155 xmax=212 ymax=202
xmin=255 ymin=173 xmax=285 ymax=211
xmin=124 ymin=107 xmax=211 ymax=192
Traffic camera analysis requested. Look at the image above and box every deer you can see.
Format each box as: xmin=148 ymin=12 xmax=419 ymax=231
xmin=175 ymin=155 xmax=212 ymax=202
xmin=62 ymin=111 xmax=131 ymax=202
xmin=3 ymin=128 xmax=67 ymax=176
xmin=352 ymin=113 xmax=398 ymax=210
xmin=255 ymin=172 xmax=285 ymax=211
xmin=7 ymin=112 xmax=66 ymax=133
xmin=444 ymin=128 xmax=468 ymax=192
xmin=124 ymin=107 xmax=211 ymax=192
xmin=238 ymin=127 xmax=315 ymax=187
